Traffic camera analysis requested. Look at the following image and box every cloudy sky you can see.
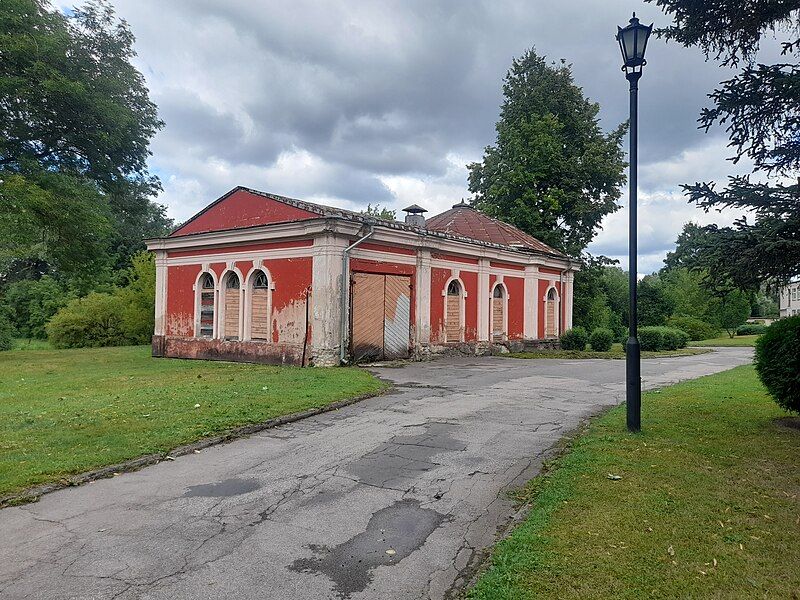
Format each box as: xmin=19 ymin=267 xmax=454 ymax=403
xmin=101 ymin=0 xmax=765 ymax=273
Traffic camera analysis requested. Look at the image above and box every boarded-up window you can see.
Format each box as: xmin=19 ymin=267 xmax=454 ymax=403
xmin=446 ymin=280 xmax=462 ymax=343
xmin=224 ymin=273 xmax=241 ymax=340
xmin=351 ymin=273 xmax=411 ymax=362
xmin=251 ymin=271 xmax=270 ymax=341
xmin=545 ymin=287 xmax=558 ymax=338
xmin=492 ymin=285 xmax=505 ymax=340
xmin=199 ymin=273 xmax=215 ymax=338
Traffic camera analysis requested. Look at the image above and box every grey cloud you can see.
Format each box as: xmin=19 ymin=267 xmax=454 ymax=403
xmin=112 ymin=0 xmax=758 ymax=269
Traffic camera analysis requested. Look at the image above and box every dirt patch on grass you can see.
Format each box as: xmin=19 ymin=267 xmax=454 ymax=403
xmin=774 ymin=416 xmax=800 ymax=431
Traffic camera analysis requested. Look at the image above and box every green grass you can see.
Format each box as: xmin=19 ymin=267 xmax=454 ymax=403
xmin=690 ymin=334 xmax=760 ymax=347
xmin=10 ymin=338 xmax=52 ymax=351
xmin=508 ymin=343 xmax=711 ymax=360
xmin=0 ymin=345 xmax=386 ymax=497
xmin=469 ymin=366 xmax=799 ymax=599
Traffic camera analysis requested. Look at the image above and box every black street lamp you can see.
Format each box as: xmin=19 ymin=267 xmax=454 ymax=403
xmin=617 ymin=13 xmax=652 ymax=433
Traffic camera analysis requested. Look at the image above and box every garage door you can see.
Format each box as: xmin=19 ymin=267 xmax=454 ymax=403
xmin=351 ymin=273 xmax=411 ymax=362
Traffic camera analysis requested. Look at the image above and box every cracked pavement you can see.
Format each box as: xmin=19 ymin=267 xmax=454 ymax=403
xmin=0 ymin=348 xmax=753 ymax=599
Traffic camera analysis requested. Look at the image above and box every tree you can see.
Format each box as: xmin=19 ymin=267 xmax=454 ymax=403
xmin=637 ymin=275 xmax=675 ymax=327
xmin=572 ymin=261 xmax=629 ymax=341
xmin=362 ymin=204 xmax=397 ymax=221
xmin=2 ymin=275 xmax=73 ymax=339
xmin=659 ymin=266 xmax=720 ymax=325
xmin=647 ymin=1 xmax=800 ymax=286
xmin=0 ymin=0 xmax=169 ymax=282
xmin=468 ymin=49 xmax=627 ymax=257
xmin=718 ymin=289 xmax=751 ymax=338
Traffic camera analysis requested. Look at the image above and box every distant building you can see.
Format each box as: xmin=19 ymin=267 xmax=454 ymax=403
xmin=779 ymin=280 xmax=800 ymax=318
xmin=145 ymin=187 xmax=578 ymax=366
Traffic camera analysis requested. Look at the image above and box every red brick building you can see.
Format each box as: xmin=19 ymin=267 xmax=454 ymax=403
xmin=145 ymin=187 xmax=577 ymax=366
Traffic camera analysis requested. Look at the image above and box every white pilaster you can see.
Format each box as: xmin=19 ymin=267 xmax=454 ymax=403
xmin=523 ymin=265 xmax=539 ymax=339
xmin=311 ymin=233 xmax=347 ymax=366
xmin=565 ymin=271 xmax=574 ymax=330
xmin=154 ymin=250 xmax=168 ymax=336
xmin=415 ymin=250 xmax=432 ymax=346
xmin=477 ymin=259 xmax=490 ymax=342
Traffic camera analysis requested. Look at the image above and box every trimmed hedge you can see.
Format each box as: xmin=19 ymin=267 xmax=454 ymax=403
xmin=589 ymin=328 xmax=614 ymax=352
xmin=736 ymin=323 xmax=767 ymax=336
xmin=638 ymin=326 xmax=690 ymax=351
xmin=666 ymin=315 xmax=718 ymax=341
xmin=560 ymin=327 xmax=588 ymax=351
xmin=754 ymin=316 xmax=800 ymax=414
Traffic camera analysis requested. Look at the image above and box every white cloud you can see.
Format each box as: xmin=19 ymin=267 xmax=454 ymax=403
xmin=102 ymin=0 xmax=762 ymax=268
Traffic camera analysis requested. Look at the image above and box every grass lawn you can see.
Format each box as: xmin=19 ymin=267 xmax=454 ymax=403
xmin=0 ymin=345 xmax=386 ymax=497
xmin=690 ymin=334 xmax=760 ymax=347
xmin=470 ymin=365 xmax=799 ymax=599
xmin=508 ymin=343 xmax=711 ymax=360
xmin=10 ymin=338 xmax=52 ymax=351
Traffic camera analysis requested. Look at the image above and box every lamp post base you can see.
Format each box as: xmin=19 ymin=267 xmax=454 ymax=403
xmin=626 ymin=336 xmax=641 ymax=433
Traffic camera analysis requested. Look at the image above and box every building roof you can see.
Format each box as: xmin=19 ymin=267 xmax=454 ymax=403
xmin=168 ymin=186 xmax=566 ymax=259
xmin=425 ymin=201 xmax=562 ymax=255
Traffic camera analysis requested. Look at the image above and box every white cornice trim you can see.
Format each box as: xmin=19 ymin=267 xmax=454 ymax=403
xmin=147 ymin=217 xmax=579 ymax=271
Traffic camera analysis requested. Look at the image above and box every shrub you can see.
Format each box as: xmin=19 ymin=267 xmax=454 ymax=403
xmin=560 ymin=327 xmax=588 ymax=351
xmin=0 ymin=312 xmax=14 ymax=351
xmin=2 ymin=276 xmax=73 ymax=339
xmin=754 ymin=316 xmax=800 ymax=414
xmin=666 ymin=315 xmax=718 ymax=341
xmin=662 ymin=327 xmax=690 ymax=350
xmin=638 ymin=326 xmax=689 ymax=351
xmin=589 ymin=328 xmax=614 ymax=352
xmin=47 ymin=293 xmax=129 ymax=349
xmin=736 ymin=323 xmax=767 ymax=336
xmin=114 ymin=251 xmax=156 ymax=344
xmin=45 ymin=252 xmax=156 ymax=349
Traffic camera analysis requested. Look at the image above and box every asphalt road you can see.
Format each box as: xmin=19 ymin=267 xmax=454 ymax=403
xmin=0 ymin=348 xmax=753 ymax=600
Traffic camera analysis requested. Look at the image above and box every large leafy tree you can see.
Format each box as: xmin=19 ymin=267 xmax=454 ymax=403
xmin=468 ymin=49 xmax=628 ymax=257
xmin=648 ymin=0 xmax=800 ymax=287
xmin=0 ymin=0 xmax=170 ymax=284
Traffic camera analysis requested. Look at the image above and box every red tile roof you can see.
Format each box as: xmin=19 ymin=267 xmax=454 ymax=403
xmin=426 ymin=201 xmax=563 ymax=256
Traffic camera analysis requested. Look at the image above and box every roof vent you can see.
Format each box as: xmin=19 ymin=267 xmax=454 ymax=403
xmin=452 ymin=198 xmax=471 ymax=209
xmin=402 ymin=204 xmax=427 ymax=228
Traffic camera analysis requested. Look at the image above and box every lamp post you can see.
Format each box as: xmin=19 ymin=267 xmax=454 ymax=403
xmin=617 ymin=13 xmax=652 ymax=433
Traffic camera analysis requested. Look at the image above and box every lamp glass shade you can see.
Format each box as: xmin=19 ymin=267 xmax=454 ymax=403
xmin=617 ymin=15 xmax=652 ymax=68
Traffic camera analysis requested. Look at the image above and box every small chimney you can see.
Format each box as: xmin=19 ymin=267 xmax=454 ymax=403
xmin=402 ymin=204 xmax=427 ymax=227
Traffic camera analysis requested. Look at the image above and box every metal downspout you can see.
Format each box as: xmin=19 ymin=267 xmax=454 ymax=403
xmin=339 ymin=226 xmax=375 ymax=364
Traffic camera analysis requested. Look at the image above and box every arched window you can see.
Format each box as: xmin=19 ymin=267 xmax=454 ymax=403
xmin=445 ymin=280 xmax=462 ymax=342
xmin=223 ymin=272 xmax=241 ymax=340
xmin=492 ymin=285 xmax=505 ymax=340
xmin=250 ymin=270 xmax=270 ymax=341
xmin=545 ymin=287 xmax=559 ymax=338
xmin=198 ymin=273 xmax=215 ymax=338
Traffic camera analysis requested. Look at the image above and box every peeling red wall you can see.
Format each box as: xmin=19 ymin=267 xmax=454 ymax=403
xmin=165 ymin=256 xmax=313 ymax=344
xmin=267 ymin=257 xmax=312 ymax=344
xmin=505 ymin=276 xmax=525 ymax=339
xmin=490 ymin=261 xmax=525 ymax=271
xmin=166 ymin=265 xmax=201 ymax=336
xmin=429 ymin=267 xmax=478 ymax=343
xmin=461 ymin=271 xmax=478 ymax=341
xmin=171 ymin=189 xmax=319 ymax=236
xmin=167 ymin=239 xmax=312 ymax=258
xmin=432 ymin=253 xmax=479 ymax=265
xmin=430 ymin=267 xmax=450 ymax=343
xmin=359 ymin=243 xmax=415 ymax=256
